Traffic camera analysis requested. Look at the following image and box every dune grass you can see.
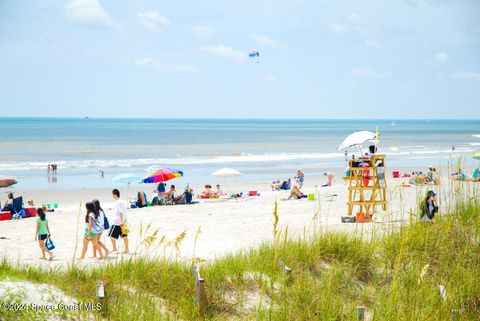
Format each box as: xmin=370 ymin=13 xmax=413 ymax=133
xmin=0 ymin=190 xmax=479 ymax=320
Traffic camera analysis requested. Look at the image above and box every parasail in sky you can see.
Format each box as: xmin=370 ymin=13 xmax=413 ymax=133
xmin=248 ymin=49 xmax=260 ymax=63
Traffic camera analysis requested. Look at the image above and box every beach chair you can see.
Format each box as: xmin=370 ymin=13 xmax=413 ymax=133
xmin=472 ymin=169 xmax=479 ymax=181
xmin=135 ymin=192 xmax=148 ymax=208
xmin=12 ymin=197 xmax=26 ymax=218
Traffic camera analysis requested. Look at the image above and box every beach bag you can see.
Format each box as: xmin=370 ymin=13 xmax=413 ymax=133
xmin=185 ymin=191 xmax=193 ymax=204
xmin=45 ymin=237 xmax=55 ymax=251
xmin=103 ymin=215 xmax=110 ymax=230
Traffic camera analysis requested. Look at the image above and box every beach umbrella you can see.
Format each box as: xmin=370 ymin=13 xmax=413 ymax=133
xmin=211 ymin=167 xmax=242 ymax=178
xmin=0 ymin=176 xmax=17 ymax=188
xmin=111 ymin=173 xmax=139 ymax=183
xmin=141 ymin=168 xmax=184 ymax=184
xmin=338 ymin=131 xmax=377 ymax=150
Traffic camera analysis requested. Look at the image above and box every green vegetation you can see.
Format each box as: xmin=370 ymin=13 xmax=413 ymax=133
xmin=0 ymin=195 xmax=479 ymax=321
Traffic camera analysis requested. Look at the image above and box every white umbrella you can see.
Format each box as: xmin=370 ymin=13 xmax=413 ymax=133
xmin=211 ymin=167 xmax=242 ymax=178
xmin=338 ymin=131 xmax=376 ymax=151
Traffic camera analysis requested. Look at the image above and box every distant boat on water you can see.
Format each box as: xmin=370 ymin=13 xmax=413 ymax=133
xmin=83 ymin=116 xmax=90 ymax=120
xmin=391 ymin=121 xmax=396 ymax=126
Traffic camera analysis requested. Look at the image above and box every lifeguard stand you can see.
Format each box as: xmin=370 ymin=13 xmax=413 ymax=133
xmin=344 ymin=154 xmax=387 ymax=218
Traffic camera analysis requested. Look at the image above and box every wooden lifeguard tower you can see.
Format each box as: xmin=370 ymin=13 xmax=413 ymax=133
xmin=344 ymin=154 xmax=387 ymax=218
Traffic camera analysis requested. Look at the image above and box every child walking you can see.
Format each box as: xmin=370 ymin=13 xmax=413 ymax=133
xmin=35 ymin=208 xmax=54 ymax=260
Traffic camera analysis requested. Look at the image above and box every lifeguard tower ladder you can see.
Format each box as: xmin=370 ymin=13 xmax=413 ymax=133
xmin=344 ymin=154 xmax=387 ymax=218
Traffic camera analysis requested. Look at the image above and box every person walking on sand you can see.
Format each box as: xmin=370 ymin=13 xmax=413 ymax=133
xmin=79 ymin=202 xmax=104 ymax=260
xmin=91 ymin=199 xmax=109 ymax=258
xmin=108 ymin=189 xmax=129 ymax=254
xmin=35 ymin=208 xmax=54 ymax=260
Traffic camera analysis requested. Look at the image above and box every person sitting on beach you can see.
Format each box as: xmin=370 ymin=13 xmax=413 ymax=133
xmin=288 ymin=185 xmax=305 ymax=200
xmin=280 ymin=178 xmax=291 ymax=190
xmin=322 ymin=172 xmax=334 ymax=187
xmin=295 ymin=169 xmax=305 ymax=188
xmin=215 ymin=184 xmax=226 ymax=198
xmin=420 ymin=190 xmax=438 ymax=223
xmin=425 ymin=166 xmax=434 ymax=183
xmin=27 ymin=199 xmax=35 ymax=207
xmin=35 ymin=208 xmax=54 ymax=261
xmin=198 ymin=184 xmax=215 ymax=198
xmin=166 ymin=185 xmax=185 ymax=204
xmin=1 ymin=193 xmax=14 ymax=212
xmin=157 ymin=182 xmax=166 ymax=194
xmin=271 ymin=180 xmax=281 ymax=191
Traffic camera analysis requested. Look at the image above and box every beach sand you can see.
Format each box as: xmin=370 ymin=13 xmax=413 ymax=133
xmin=0 ymin=174 xmax=459 ymax=268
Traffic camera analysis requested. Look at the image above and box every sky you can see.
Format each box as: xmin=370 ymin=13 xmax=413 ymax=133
xmin=0 ymin=0 xmax=479 ymax=119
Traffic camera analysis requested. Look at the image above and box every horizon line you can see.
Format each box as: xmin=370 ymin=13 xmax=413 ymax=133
xmin=1 ymin=116 xmax=479 ymax=121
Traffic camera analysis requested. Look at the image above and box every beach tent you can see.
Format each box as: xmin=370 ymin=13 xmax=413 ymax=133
xmin=338 ymin=131 xmax=377 ymax=151
xmin=0 ymin=176 xmax=17 ymax=188
xmin=211 ymin=168 xmax=242 ymax=178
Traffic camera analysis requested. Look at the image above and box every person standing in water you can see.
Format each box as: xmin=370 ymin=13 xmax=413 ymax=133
xmin=35 ymin=208 xmax=54 ymax=260
xmin=108 ymin=189 xmax=129 ymax=254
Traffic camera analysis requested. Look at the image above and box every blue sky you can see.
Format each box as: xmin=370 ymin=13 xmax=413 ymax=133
xmin=0 ymin=0 xmax=479 ymax=119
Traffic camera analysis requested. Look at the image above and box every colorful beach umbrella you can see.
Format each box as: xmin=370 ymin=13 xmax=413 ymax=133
xmin=211 ymin=167 xmax=242 ymax=179
xmin=111 ymin=173 xmax=139 ymax=183
xmin=142 ymin=168 xmax=183 ymax=184
xmin=0 ymin=176 xmax=17 ymax=188
xmin=338 ymin=131 xmax=377 ymax=150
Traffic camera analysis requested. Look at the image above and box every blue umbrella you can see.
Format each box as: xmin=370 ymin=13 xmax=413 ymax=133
xmin=111 ymin=173 xmax=139 ymax=183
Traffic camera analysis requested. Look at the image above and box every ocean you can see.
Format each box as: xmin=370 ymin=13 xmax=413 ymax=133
xmin=0 ymin=118 xmax=479 ymax=190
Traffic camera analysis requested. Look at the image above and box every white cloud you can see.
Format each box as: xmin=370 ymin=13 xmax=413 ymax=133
xmin=201 ymin=44 xmax=246 ymax=63
xmin=329 ymin=13 xmax=378 ymax=35
xmin=65 ymin=0 xmax=117 ymax=29
xmin=365 ymin=39 xmax=384 ymax=51
xmin=434 ymin=51 xmax=448 ymax=63
xmin=136 ymin=11 xmax=170 ymax=31
xmin=259 ymin=75 xmax=275 ymax=81
xmin=134 ymin=57 xmax=198 ymax=73
xmin=191 ymin=25 xmax=215 ymax=38
xmin=453 ymin=71 xmax=480 ymax=81
xmin=350 ymin=67 xmax=392 ymax=79
xmin=329 ymin=23 xmax=347 ymax=33
xmin=250 ymin=33 xmax=287 ymax=49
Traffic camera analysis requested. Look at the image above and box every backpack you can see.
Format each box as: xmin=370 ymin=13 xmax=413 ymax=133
xmin=104 ymin=215 xmax=110 ymax=230
xmin=185 ymin=191 xmax=193 ymax=204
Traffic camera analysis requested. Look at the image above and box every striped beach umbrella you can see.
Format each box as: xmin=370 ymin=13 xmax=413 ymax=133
xmin=141 ymin=168 xmax=184 ymax=184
